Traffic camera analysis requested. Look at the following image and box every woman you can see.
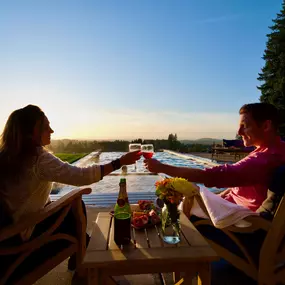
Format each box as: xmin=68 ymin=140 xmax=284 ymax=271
xmin=0 ymin=104 xmax=141 ymax=269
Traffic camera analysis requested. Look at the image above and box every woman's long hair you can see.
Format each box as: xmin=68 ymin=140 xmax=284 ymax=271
xmin=0 ymin=105 xmax=45 ymax=182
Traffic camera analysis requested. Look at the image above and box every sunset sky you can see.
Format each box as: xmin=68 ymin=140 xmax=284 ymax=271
xmin=0 ymin=0 xmax=282 ymax=140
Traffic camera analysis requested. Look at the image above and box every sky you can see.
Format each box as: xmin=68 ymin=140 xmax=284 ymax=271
xmin=0 ymin=0 xmax=283 ymax=140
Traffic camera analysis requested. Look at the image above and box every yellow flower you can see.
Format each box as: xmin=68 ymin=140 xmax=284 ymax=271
xmin=155 ymin=177 xmax=199 ymax=204
xmin=168 ymin=177 xmax=199 ymax=197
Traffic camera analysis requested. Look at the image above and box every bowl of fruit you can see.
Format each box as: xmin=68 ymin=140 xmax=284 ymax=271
xmin=131 ymin=200 xmax=161 ymax=230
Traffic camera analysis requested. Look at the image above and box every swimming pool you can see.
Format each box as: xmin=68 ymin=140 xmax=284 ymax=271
xmin=56 ymin=151 xmax=221 ymax=195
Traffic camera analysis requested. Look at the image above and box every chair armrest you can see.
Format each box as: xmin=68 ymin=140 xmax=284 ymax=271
xmin=0 ymin=187 xmax=91 ymax=243
xmin=183 ymin=194 xmax=271 ymax=233
xmin=238 ymin=215 xmax=271 ymax=231
xmin=45 ymin=187 xmax=91 ymax=215
xmin=193 ymin=213 xmax=271 ymax=234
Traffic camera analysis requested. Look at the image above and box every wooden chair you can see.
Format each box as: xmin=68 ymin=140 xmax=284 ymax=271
xmin=0 ymin=187 xmax=91 ymax=285
xmin=182 ymin=168 xmax=285 ymax=285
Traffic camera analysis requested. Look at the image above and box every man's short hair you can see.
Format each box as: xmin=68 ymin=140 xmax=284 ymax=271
xmin=239 ymin=103 xmax=280 ymax=130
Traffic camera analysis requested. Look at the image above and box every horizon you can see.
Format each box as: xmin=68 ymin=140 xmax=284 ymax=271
xmin=50 ymin=136 xmax=224 ymax=142
xmin=0 ymin=0 xmax=283 ymax=140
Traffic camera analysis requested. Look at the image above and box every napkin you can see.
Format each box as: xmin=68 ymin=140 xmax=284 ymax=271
xmin=189 ymin=186 xmax=258 ymax=228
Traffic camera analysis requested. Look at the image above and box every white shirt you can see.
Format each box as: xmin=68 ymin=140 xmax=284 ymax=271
xmin=1 ymin=147 xmax=101 ymax=239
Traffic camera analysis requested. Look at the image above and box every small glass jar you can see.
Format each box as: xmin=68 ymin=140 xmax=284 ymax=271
xmin=161 ymin=201 xmax=181 ymax=244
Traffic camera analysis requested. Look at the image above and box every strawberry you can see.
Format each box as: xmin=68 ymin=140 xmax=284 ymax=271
xmin=141 ymin=214 xmax=149 ymax=225
xmin=132 ymin=217 xmax=144 ymax=228
xmin=138 ymin=200 xmax=154 ymax=210
xmin=149 ymin=210 xmax=161 ymax=224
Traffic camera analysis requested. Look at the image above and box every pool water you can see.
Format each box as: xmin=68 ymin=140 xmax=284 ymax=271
xmin=88 ymin=151 xmax=212 ymax=172
xmin=58 ymin=151 xmax=221 ymax=195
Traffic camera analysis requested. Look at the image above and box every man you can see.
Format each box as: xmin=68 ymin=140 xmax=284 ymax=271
xmin=145 ymin=103 xmax=285 ymax=211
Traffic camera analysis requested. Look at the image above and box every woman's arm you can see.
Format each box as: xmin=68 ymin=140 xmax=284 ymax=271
xmin=35 ymin=149 xmax=141 ymax=186
xmin=100 ymin=151 xmax=141 ymax=177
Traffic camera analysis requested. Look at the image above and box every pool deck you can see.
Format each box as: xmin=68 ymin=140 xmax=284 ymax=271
xmin=162 ymin=150 xmax=246 ymax=165
xmin=188 ymin=152 xmax=245 ymax=163
xmin=162 ymin=150 xmax=219 ymax=167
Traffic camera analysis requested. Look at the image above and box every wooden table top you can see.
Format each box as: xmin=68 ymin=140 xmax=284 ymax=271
xmin=83 ymin=208 xmax=218 ymax=269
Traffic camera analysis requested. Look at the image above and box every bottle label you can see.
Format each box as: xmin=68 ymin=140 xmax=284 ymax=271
xmin=117 ymin=198 xmax=126 ymax=207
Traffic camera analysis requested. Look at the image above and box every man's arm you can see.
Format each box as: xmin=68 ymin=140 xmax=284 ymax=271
xmin=145 ymin=150 xmax=281 ymax=189
xmin=154 ymin=162 xmax=232 ymax=196
xmin=155 ymin=164 xmax=234 ymax=195
xmin=145 ymin=159 xmax=210 ymax=184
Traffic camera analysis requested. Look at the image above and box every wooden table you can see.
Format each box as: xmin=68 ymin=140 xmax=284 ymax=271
xmin=83 ymin=210 xmax=219 ymax=285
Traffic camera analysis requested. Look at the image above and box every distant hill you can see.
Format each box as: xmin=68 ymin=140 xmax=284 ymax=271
xmin=180 ymin=138 xmax=223 ymax=145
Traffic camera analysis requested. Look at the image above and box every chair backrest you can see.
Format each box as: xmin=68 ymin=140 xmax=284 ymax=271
xmin=259 ymin=165 xmax=285 ymax=281
xmin=0 ymin=197 xmax=12 ymax=228
xmin=223 ymin=139 xmax=244 ymax=148
xmin=256 ymin=165 xmax=285 ymax=220
xmin=222 ymin=139 xmax=255 ymax=152
xmin=0 ymin=198 xmax=78 ymax=284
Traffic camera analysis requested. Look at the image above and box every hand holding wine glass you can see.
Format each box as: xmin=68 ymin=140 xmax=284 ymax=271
xmin=129 ymin=143 xmax=142 ymax=153
xmin=120 ymin=150 xmax=141 ymax=165
xmin=143 ymin=157 xmax=162 ymax=173
xmin=141 ymin=144 xmax=154 ymax=159
xmin=129 ymin=143 xmax=142 ymax=172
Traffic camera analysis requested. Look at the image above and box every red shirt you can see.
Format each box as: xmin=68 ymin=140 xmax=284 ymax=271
xmin=204 ymin=138 xmax=285 ymax=211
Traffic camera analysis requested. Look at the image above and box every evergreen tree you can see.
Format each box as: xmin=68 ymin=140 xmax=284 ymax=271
xmin=167 ymin=133 xmax=181 ymax=150
xmin=257 ymin=1 xmax=285 ymax=136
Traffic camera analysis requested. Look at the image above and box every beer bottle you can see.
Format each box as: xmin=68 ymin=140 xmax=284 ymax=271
xmin=114 ymin=178 xmax=131 ymax=245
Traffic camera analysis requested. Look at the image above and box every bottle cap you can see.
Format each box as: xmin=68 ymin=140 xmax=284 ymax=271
xmin=120 ymin=178 xmax=126 ymax=183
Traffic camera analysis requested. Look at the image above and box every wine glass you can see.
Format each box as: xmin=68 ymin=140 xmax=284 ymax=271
xmin=141 ymin=144 xmax=154 ymax=159
xmin=129 ymin=143 xmax=141 ymax=172
xmin=129 ymin=143 xmax=142 ymax=152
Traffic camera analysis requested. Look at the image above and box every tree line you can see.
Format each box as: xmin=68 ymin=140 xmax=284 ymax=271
xmin=48 ymin=133 xmax=211 ymax=153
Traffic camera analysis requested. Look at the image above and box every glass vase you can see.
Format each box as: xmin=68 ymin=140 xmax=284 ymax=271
xmin=161 ymin=201 xmax=181 ymax=244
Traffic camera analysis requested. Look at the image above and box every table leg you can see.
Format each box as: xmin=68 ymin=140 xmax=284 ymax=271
xmin=197 ymin=263 xmax=211 ymax=285
xmin=183 ymin=269 xmax=197 ymax=285
xmin=101 ymin=274 xmax=117 ymax=285
xmin=173 ymin=272 xmax=181 ymax=283
xmin=88 ymin=268 xmax=101 ymax=285
xmin=76 ymin=267 xmax=87 ymax=278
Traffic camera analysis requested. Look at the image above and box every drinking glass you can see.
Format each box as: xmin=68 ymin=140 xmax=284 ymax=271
xmin=129 ymin=143 xmax=141 ymax=172
xmin=161 ymin=202 xmax=181 ymax=244
xmin=141 ymin=144 xmax=154 ymax=159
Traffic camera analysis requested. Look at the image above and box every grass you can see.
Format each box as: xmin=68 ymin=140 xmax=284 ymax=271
xmin=54 ymin=153 xmax=88 ymax=164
